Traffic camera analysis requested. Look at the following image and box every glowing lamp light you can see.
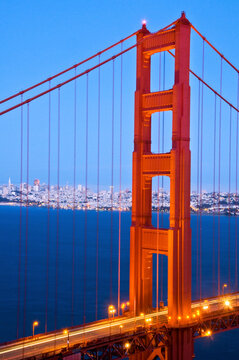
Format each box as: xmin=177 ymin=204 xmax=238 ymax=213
xmin=121 ymin=303 xmax=125 ymax=309
xmin=126 ymin=301 xmax=130 ymax=306
xmin=125 ymin=342 xmax=131 ymax=349
xmin=32 ymin=321 xmax=39 ymax=337
xmin=168 ymin=316 xmax=171 ymax=320
xmin=192 ymin=314 xmax=196 ymax=318
xmin=63 ymin=329 xmax=68 ymax=335
xmin=178 ymin=316 xmax=181 ymax=320
xmin=186 ymin=315 xmax=190 ymax=319
xmin=206 ymin=330 xmax=212 ymax=336
xmin=224 ymin=300 xmax=230 ymax=307
xmin=203 ymin=305 xmax=209 ymax=310
xmin=140 ymin=313 xmax=144 ymax=316
xmin=142 ymin=19 xmax=147 ymax=26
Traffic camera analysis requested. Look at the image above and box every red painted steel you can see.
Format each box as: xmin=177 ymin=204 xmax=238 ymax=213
xmin=129 ymin=12 xmax=193 ymax=359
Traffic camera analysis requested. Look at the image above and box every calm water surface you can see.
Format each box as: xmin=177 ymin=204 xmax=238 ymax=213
xmin=0 ymin=206 xmax=238 ymax=359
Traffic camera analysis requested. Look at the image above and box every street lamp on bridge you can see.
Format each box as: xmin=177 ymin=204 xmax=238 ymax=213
xmin=32 ymin=321 xmax=39 ymax=337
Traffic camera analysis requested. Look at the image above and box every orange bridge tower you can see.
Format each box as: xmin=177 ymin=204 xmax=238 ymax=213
xmin=130 ymin=12 xmax=193 ymax=359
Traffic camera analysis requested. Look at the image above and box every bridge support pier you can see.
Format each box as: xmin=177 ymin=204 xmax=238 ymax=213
xmin=129 ymin=328 xmax=193 ymax=360
xmin=168 ymin=329 xmax=193 ymax=360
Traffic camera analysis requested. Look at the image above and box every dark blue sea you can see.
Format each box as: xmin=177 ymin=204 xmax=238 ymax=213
xmin=0 ymin=206 xmax=238 ymax=359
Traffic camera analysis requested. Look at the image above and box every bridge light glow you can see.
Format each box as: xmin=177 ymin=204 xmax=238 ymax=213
xmin=125 ymin=342 xmax=131 ymax=349
xmin=203 ymin=305 xmax=208 ymax=310
xmin=224 ymin=300 xmax=230 ymax=307
xmin=192 ymin=314 xmax=196 ymax=318
xmin=206 ymin=330 xmax=212 ymax=336
xmin=121 ymin=303 xmax=125 ymax=309
xmin=186 ymin=315 xmax=190 ymax=319
xmin=168 ymin=316 xmax=171 ymax=320
xmin=142 ymin=19 xmax=147 ymax=26
xmin=32 ymin=321 xmax=39 ymax=337
xmin=140 ymin=313 xmax=144 ymax=316
xmin=126 ymin=301 xmax=130 ymax=306
xmin=178 ymin=316 xmax=181 ymax=320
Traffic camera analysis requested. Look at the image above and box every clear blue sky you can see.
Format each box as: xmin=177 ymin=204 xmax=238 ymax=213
xmin=0 ymin=0 xmax=238 ymax=191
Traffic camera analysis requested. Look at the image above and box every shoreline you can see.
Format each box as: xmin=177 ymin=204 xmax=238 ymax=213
xmin=0 ymin=202 xmax=237 ymax=216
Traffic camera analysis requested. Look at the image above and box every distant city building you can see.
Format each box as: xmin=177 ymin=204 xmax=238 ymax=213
xmin=8 ymin=177 xmax=11 ymax=190
xmin=34 ymin=179 xmax=40 ymax=186
xmin=33 ymin=179 xmax=40 ymax=192
xmin=2 ymin=186 xmax=8 ymax=196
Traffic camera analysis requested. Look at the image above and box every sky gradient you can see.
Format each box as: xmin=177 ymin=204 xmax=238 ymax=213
xmin=0 ymin=0 xmax=238 ymax=192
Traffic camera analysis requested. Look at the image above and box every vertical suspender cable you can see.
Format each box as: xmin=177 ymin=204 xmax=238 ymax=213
xmin=196 ymin=79 xmax=201 ymax=299
xmin=118 ymin=46 xmax=122 ymax=316
xmin=236 ymin=74 xmax=239 ymax=291
xmin=228 ymin=107 xmax=232 ymax=290
xmin=200 ymin=40 xmax=205 ymax=299
xmin=218 ymin=57 xmax=223 ymax=296
xmin=213 ymin=94 xmax=217 ymax=296
xmin=96 ymin=56 xmax=101 ymax=320
xmin=55 ymin=88 xmax=61 ymax=330
xmin=161 ymin=52 xmax=165 ymax=302
xmin=84 ymin=74 xmax=89 ymax=325
xmin=110 ymin=59 xmax=115 ymax=306
xmin=17 ymin=96 xmax=23 ymax=338
xmin=23 ymin=103 xmax=30 ymax=337
xmin=72 ymin=70 xmax=77 ymax=326
xmin=45 ymin=82 xmax=51 ymax=332
xmin=156 ymin=52 xmax=161 ymax=313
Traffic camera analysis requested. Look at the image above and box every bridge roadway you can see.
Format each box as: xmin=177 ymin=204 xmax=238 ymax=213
xmin=0 ymin=293 xmax=239 ymax=360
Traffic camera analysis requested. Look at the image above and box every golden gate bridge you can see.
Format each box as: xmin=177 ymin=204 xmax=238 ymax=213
xmin=0 ymin=12 xmax=239 ymax=359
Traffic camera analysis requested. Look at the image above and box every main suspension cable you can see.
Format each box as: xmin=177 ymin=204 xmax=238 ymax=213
xmin=167 ymin=50 xmax=239 ymax=113
xmin=191 ymin=24 xmax=239 ymax=74
xmin=0 ymin=31 xmax=138 ymax=105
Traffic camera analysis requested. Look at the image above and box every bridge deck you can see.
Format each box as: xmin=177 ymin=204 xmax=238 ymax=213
xmin=0 ymin=293 xmax=239 ymax=360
